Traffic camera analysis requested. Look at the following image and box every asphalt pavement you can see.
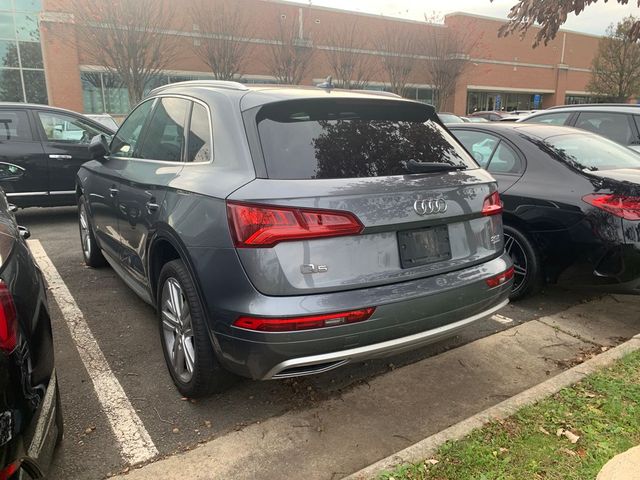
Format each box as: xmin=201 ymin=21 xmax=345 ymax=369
xmin=16 ymin=206 xmax=631 ymax=480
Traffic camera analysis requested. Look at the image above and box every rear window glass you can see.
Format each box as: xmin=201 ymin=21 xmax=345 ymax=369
xmin=0 ymin=110 xmax=32 ymax=141
xmin=255 ymin=100 xmax=477 ymax=179
xmin=545 ymin=133 xmax=640 ymax=171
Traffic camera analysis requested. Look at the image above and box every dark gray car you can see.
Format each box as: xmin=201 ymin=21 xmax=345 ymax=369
xmin=76 ymin=81 xmax=512 ymax=396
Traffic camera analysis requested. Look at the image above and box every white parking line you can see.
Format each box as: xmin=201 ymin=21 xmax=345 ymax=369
xmin=28 ymin=240 xmax=158 ymax=465
xmin=491 ymin=314 xmax=514 ymax=325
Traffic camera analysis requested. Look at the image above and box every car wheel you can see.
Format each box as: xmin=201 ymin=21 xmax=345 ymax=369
xmin=78 ymin=195 xmax=107 ymax=268
xmin=157 ymin=259 xmax=235 ymax=397
xmin=503 ymin=225 xmax=542 ymax=300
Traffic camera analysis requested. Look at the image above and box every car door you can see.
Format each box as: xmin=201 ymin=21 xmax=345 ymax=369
xmin=34 ymin=109 xmax=110 ymax=206
xmin=0 ymin=108 xmax=48 ymax=207
xmin=86 ymin=99 xmax=156 ymax=261
xmin=116 ymin=96 xmax=190 ymax=289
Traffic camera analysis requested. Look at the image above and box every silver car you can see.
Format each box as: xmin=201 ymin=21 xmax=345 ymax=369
xmin=76 ymin=81 xmax=512 ymax=396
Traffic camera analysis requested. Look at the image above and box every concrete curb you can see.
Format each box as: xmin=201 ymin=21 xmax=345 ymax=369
xmin=344 ymin=333 xmax=640 ymax=480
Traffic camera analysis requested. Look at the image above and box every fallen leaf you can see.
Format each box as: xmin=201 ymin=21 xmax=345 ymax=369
xmin=425 ymin=459 xmax=439 ymax=465
xmin=499 ymin=447 xmax=509 ymax=453
xmin=560 ymin=447 xmax=577 ymax=457
xmin=557 ymin=428 xmax=580 ymax=443
xmin=172 ymin=427 xmax=180 ymax=434
xmin=539 ymin=426 xmax=550 ymax=435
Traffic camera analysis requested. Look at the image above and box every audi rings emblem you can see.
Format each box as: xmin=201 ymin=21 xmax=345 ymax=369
xmin=413 ymin=198 xmax=448 ymax=216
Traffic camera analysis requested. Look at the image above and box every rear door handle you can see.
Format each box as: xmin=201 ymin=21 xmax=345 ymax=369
xmin=109 ymin=187 xmax=119 ymax=197
xmin=146 ymin=201 xmax=159 ymax=212
xmin=49 ymin=154 xmax=72 ymax=159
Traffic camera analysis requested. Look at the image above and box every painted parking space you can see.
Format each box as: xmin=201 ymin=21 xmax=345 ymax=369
xmin=17 ymin=207 xmax=605 ymax=479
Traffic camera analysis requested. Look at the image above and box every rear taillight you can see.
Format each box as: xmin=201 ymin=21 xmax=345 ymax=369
xmin=486 ymin=266 xmax=514 ymax=288
xmin=0 ymin=460 xmax=20 ymax=480
xmin=226 ymin=201 xmax=364 ymax=248
xmin=582 ymin=194 xmax=640 ymax=221
xmin=234 ymin=307 xmax=375 ymax=332
xmin=0 ymin=282 xmax=16 ymax=354
xmin=482 ymin=191 xmax=503 ymax=216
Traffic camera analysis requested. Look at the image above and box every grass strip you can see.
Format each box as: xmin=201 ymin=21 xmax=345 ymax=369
xmin=381 ymin=350 xmax=640 ymax=480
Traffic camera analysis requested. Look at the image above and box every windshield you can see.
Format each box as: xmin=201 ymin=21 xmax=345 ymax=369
xmin=545 ymin=134 xmax=640 ymax=171
xmin=255 ymin=99 xmax=477 ymax=180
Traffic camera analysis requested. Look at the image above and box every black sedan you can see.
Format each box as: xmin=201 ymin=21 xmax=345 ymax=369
xmin=0 ymin=103 xmax=114 ymax=208
xmin=450 ymin=123 xmax=640 ymax=299
xmin=0 ymin=191 xmax=61 ymax=478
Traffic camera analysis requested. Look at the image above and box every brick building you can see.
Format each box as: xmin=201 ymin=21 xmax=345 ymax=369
xmin=1 ymin=0 xmax=602 ymax=117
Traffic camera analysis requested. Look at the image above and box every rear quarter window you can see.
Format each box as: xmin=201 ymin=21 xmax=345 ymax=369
xmin=254 ymin=99 xmax=477 ymax=179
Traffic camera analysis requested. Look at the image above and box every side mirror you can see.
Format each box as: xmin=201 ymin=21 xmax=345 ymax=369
xmin=89 ymin=134 xmax=110 ymax=160
xmin=18 ymin=225 xmax=30 ymax=240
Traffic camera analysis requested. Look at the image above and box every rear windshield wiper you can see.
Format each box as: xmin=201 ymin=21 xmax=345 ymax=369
xmin=404 ymin=159 xmax=467 ymax=173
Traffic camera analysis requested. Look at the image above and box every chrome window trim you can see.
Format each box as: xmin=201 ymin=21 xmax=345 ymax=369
xmin=114 ymin=94 xmax=214 ymax=166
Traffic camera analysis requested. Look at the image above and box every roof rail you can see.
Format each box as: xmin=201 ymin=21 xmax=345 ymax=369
xmin=547 ymin=103 xmax=640 ymax=110
xmin=350 ymin=89 xmax=403 ymax=99
xmin=148 ymin=80 xmax=249 ymax=96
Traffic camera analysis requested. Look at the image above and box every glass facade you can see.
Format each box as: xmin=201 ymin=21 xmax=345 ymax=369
xmin=565 ymin=95 xmax=611 ymax=105
xmin=81 ymin=71 xmax=220 ymax=114
xmin=467 ymin=91 xmax=543 ymax=114
xmin=0 ymin=0 xmax=45 ymax=103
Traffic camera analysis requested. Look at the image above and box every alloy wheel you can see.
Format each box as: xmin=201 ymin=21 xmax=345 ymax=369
xmin=161 ymin=277 xmax=196 ymax=383
xmin=504 ymin=232 xmax=528 ymax=295
xmin=79 ymin=205 xmax=92 ymax=259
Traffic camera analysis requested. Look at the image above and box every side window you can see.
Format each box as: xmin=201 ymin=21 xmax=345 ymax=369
xmin=453 ymin=130 xmax=499 ymax=168
xmin=37 ymin=111 xmax=102 ymax=144
xmin=574 ymin=112 xmax=633 ymax=145
xmin=111 ymin=100 xmax=154 ymax=158
xmin=524 ymin=112 xmax=571 ymax=125
xmin=187 ymin=103 xmax=212 ymax=163
xmin=487 ymin=142 xmax=523 ymax=174
xmin=0 ymin=110 xmax=33 ymax=142
xmin=137 ymin=98 xmax=189 ymax=162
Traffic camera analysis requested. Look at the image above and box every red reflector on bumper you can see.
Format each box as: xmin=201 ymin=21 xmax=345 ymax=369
xmin=0 ymin=460 xmax=20 ymax=480
xmin=486 ymin=266 xmax=514 ymax=288
xmin=234 ymin=307 xmax=376 ymax=332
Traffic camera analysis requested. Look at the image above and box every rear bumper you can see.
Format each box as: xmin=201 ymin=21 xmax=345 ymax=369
xmin=213 ymin=253 xmax=512 ymax=379
xmin=263 ymin=299 xmax=508 ymax=379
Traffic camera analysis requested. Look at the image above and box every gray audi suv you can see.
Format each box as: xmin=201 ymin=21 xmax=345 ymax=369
xmin=76 ymin=81 xmax=512 ymax=396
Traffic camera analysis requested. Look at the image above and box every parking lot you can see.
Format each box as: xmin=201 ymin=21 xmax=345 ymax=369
xmin=16 ymin=206 xmax=640 ymax=479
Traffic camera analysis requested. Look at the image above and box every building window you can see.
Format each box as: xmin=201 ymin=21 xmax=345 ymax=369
xmin=0 ymin=0 xmax=46 ymax=104
xmin=467 ymin=91 xmax=543 ymax=113
xmin=565 ymin=95 xmax=611 ymax=105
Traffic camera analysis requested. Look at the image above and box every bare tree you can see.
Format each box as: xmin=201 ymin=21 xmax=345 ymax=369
xmin=423 ymin=21 xmax=477 ymax=111
xmin=70 ymin=0 xmax=179 ymax=105
xmin=493 ymin=0 xmax=640 ymax=46
xmin=374 ymin=26 xmax=418 ymax=97
xmin=587 ymin=17 xmax=640 ymax=102
xmin=190 ymin=0 xmax=253 ymax=80
xmin=323 ymin=23 xmax=378 ymax=89
xmin=265 ymin=14 xmax=314 ymax=85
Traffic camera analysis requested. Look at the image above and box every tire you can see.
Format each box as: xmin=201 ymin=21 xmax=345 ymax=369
xmin=503 ymin=224 xmax=543 ymax=301
xmin=157 ymin=259 xmax=235 ymax=397
xmin=78 ymin=195 xmax=107 ymax=268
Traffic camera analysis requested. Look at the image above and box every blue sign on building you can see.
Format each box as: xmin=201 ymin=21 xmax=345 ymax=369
xmin=495 ymin=95 xmax=502 ymax=110
xmin=533 ymin=94 xmax=542 ymax=109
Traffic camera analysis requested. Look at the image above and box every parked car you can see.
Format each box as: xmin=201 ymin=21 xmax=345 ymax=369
xmin=84 ymin=114 xmax=119 ymax=131
xmin=465 ymin=116 xmax=490 ymax=123
xmin=0 ymin=190 xmax=62 ymax=478
xmin=518 ymin=104 xmax=640 ymax=152
xmin=437 ymin=112 xmax=467 ymax=124
xmin=0 ymin=104 xmax=114 ymax=208
xmin=76 ymin=81 xmax=513 ymax=396
xmin=468 ymin=111 xmax=510 ymax=121
xmin=450 ymin=123 xmax=640 ymax=299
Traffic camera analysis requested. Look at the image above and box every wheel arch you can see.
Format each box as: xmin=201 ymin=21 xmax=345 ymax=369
xmin=147 ymin=226 xmax=203 ymax=306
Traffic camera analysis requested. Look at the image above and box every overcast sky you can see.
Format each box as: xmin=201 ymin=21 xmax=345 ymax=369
xmin=290 ymin=0 xmax=638 ymax=36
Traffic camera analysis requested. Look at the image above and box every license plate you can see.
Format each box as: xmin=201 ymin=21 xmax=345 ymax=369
xmin=398 ymin=226 xmax=451 ymax=269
